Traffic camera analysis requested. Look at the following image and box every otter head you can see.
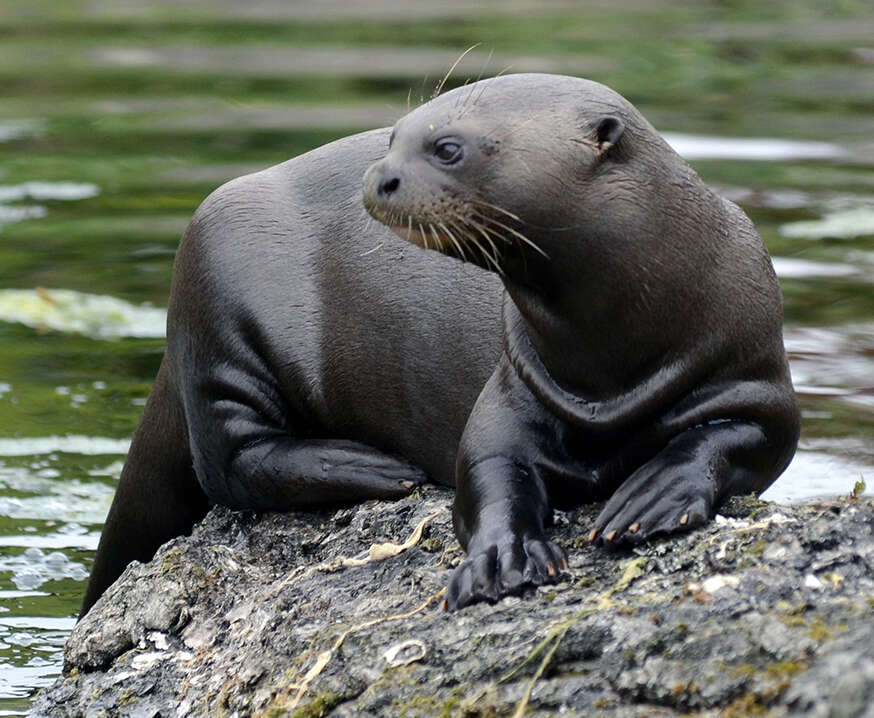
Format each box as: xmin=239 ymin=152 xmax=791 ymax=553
xmin=363 ymin=73 xmax=635 ymax=283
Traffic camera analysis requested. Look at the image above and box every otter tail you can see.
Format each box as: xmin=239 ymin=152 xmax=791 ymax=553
xmin=79 ymin=357 xmax=208 ymax=618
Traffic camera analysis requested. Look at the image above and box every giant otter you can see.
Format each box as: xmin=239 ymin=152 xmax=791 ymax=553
xmin=82 ymin=73 xmax=798 ymax=617
xmin=362 ymin=73 xmax=799 ymax=609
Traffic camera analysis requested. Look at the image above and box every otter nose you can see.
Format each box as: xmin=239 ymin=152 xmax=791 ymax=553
xmin=377 ymin=176 xmax=400 ymax=198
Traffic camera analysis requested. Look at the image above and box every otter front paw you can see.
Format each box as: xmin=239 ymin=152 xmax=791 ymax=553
xmin=591 ymin=464 xmax=714 ymax=547
xmin=445 ymin=538 xmax=567 ymax=611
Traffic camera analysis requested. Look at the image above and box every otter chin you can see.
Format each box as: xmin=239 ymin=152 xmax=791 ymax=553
xmin=363 ymin=73 xmax=799 ymax=611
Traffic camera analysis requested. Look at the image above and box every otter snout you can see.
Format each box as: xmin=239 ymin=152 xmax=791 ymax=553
xmin=362 ymin=160 xmax=410 ymax=244
xmin=363 ymin=161 xmax=402 ymax=213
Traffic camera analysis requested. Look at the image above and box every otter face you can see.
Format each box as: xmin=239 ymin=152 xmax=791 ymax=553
xmin=363 ymin=114 xmax=524 ymax=273
xmin=363 ymin=74 xmax=627 ymax=276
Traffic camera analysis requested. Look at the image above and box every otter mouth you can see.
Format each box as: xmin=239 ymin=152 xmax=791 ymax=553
xmin=387 ymin=223 xmax=426 ymax=248
xmin=365 ymin=200 xmax=463 ymax=253
xmin=378 ymin=211 xmax=494 ymax=264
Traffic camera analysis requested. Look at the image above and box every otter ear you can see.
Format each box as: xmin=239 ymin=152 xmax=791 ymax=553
xmin=593 ymin=116 xmax=625 ymax=156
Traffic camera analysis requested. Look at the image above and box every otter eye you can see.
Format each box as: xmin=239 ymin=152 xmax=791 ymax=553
xmin=434 ymin=140 xmax=463 ymax=164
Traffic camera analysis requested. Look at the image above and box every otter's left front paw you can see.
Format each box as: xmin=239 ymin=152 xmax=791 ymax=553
xmin=591 ymin=465 xmax=714 ymax=547
xmin=445 ymin=538 xmax=567 ymax=611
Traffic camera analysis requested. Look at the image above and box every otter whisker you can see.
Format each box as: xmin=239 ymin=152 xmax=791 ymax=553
xmin=407 ymin=215 xmax=413 ymax=243
xmin=359 ymin=242 xmax=384 ymax=257
xmin=470 ymin=198 xmax=522 ymax=223
xmin=418 ymin=222 xmax=429 ymax=250
xmin=428 ymin=223 xmax=446 ymax=253
xmin=471 ymin=70 xmax=502 ymax=108
xmin=453 ymin=50 xmax=494 ymax=115
xmin=430 ymin=222 xmax=460 ymax=259
xmin=475 ymin=49 xmax=494 ymax=84
xmin=428 ymin=226 xmax=438 ymax=250
xmin=453 ymin=79 xmax=472 ymax=110
xmin=432 ymin=222 xmax=456 ymax=258
xmin=471 ymin=210 xmax=549 ymax=258
xmin=466 ymin=225 xmax=503 ymax=274
xmin=474 ymin=204 xmax=587 ymax=233
xmin=437 ymin=221 xmax=457 ymax=245
xmin=469 ymin=237 xmax=496 ymax=271
xmin=452 ymin=213 xmax=503 ymax=274
xmin=434 ymin=44 xmax=480 ymax=99
xmin=439 ymin=221 xmax=481 ymax=267
xmin=419 ymin=74 xmax=430 ymax=107
xmin=459 ymin=64 xmax=514 ymax=118
xmin=471 ymin=225 xmax=504 ymax=273
xmin=456 ymin=69 xmax=488 ymax=117
xmin=444 ymin=219 xmax=498 ymax=272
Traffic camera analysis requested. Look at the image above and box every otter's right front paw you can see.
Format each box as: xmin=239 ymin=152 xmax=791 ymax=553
xmin=445 ymin=538 xmax=567 ymax=611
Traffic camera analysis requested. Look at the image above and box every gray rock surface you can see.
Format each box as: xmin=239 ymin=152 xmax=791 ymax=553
xmin=31 ymin=487 xmax=874 ymax=717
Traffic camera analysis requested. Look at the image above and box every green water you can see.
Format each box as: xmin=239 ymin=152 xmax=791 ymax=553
xmin=1 ymin=1 xmax=873 ymax=712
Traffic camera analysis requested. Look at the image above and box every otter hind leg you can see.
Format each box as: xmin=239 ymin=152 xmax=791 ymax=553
xmin=80 ymin=360 xmax=207 ymax=619
xmin=212 ymin=436 xmax=428 ymax=511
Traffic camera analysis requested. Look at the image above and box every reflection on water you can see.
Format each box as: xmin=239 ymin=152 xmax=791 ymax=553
xmin=0 ymin=182 xmax=98 ymax=231
xmin=0 ymin=549 xmax=88 ymax=592
xmin=0 ymin=119 xmax=44 ymax=143
xmin=764 ymin=448 xmax=873 ymax=503
xmin=2 ymin=0 xmax=873 ymax=712
xmin=663 ymin=133 xmax=847 ymax=161
xmin=780 ymin=207 xmax=874 ymax=240
xmin=771 ymin=257 xmax=861 ymax=278
xmin=786 ymin=325 xmax=874 ymax=391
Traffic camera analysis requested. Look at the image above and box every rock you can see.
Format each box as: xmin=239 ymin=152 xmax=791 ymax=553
xmin=30 ymin=489 xmax=874 ymax=717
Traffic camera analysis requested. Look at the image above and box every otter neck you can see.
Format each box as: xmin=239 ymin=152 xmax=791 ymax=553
xmin=499 ymin=177 xmax=725 ymax=398
xmin=502 ymin=278 xmax=640 ymax=400
xmin=501 ymin=248 xmax=675 ymax=399
xmin=501 ymin=293 xmax=697 ymax=433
